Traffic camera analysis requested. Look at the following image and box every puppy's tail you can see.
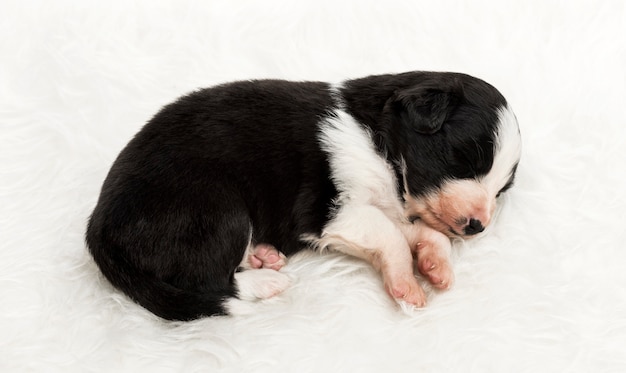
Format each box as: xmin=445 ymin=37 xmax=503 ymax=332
xmin=88 ymin=246 xmax=235 ymax=321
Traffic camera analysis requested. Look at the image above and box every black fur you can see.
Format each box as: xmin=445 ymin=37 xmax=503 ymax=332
xmin=86 ymin=72 xmax=507 ymax=320
xmin=340 ymin=72 xmax=506 ymax=197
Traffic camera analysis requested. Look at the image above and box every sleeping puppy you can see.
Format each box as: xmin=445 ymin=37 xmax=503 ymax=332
xmin=86 ymin=71 xmax=521 ymax=321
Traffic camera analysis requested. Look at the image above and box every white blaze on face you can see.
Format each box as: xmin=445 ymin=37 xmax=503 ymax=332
xmin=405 ymin=105 xmax=521 ymax=237
xmin=480 ymin=105 xmax=522 ymax=197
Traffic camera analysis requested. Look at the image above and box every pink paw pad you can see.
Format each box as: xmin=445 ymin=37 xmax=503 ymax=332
xmin=416 ymin=253 xmax=454 ymax=290
xmin=386 ymin=276 xmax=427 ymax=308
xmin=248 ymin=243 xmax=287 ymax=271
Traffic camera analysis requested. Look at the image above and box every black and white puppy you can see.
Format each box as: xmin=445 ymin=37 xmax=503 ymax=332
xmin=86 ymin=71 xmax=521 ymax=321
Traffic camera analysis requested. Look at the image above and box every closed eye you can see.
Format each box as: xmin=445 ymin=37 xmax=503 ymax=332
xmin=496 ymin=163 xmax=519 ymax=198
xmin=496 ymin=180 xmax=513 ymax=198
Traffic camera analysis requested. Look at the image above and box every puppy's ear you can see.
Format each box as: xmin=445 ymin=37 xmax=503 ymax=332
xmin=391 ymin=84 xmax=460 ymax=135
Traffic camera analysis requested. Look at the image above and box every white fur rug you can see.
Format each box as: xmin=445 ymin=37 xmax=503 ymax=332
xmin=2 ymin=1 xmax=625 ymax=372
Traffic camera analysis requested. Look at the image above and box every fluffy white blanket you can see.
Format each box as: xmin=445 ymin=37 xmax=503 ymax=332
xmin=2 ymin=1 xmax=625 ymax=371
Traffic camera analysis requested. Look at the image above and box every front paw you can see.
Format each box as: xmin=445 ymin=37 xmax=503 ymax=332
xmin=385 ymin=275 xmax=427 ymax=308
xmin=416 ymin=250 xmax=454 ymax=290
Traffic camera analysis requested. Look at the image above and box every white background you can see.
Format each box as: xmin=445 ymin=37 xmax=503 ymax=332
xmin=2 ymin=1 xmax=625 ymax=372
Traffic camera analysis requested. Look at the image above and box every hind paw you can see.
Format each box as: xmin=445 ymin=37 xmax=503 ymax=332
xmin=234 ymin=269 xmax=292 ymax=300
xmin=248 ymin=243 xmax=287 ymax=271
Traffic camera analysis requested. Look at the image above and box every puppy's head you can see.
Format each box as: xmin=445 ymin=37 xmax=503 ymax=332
xmin=386 ymin=73 xmax=521 ymax=238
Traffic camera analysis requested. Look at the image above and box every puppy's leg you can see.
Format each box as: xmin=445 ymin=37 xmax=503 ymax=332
xmin=319 ymin=204 xmax=427 ymax=308
xmin=407 ymin=221 xmax=454 ymax=290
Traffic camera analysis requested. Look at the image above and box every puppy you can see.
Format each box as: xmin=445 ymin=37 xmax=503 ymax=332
xmin=86 ymin=71 xmax=521 ymax=320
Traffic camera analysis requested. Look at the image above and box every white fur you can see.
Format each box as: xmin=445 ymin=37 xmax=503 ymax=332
xmin=3 ymin=1 xmax=626 ymax=372
xmin=234 ymin=269 xmax=292 ymax=301
xmin=481 ymin=105 xmax=522 ymax=195
xmin=224 ymin=269 xmax=292 ymax=315
xmin=314 ymin=108 xmax=406 ymax=251
xmin=317 ymin=110 xmax=401 ymax=211
xmin=312 ymin=109 xmax=427 ymax=308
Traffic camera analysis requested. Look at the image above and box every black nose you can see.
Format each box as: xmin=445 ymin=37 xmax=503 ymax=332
xmin=464 ymin=218 xmax=485 ymax=236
